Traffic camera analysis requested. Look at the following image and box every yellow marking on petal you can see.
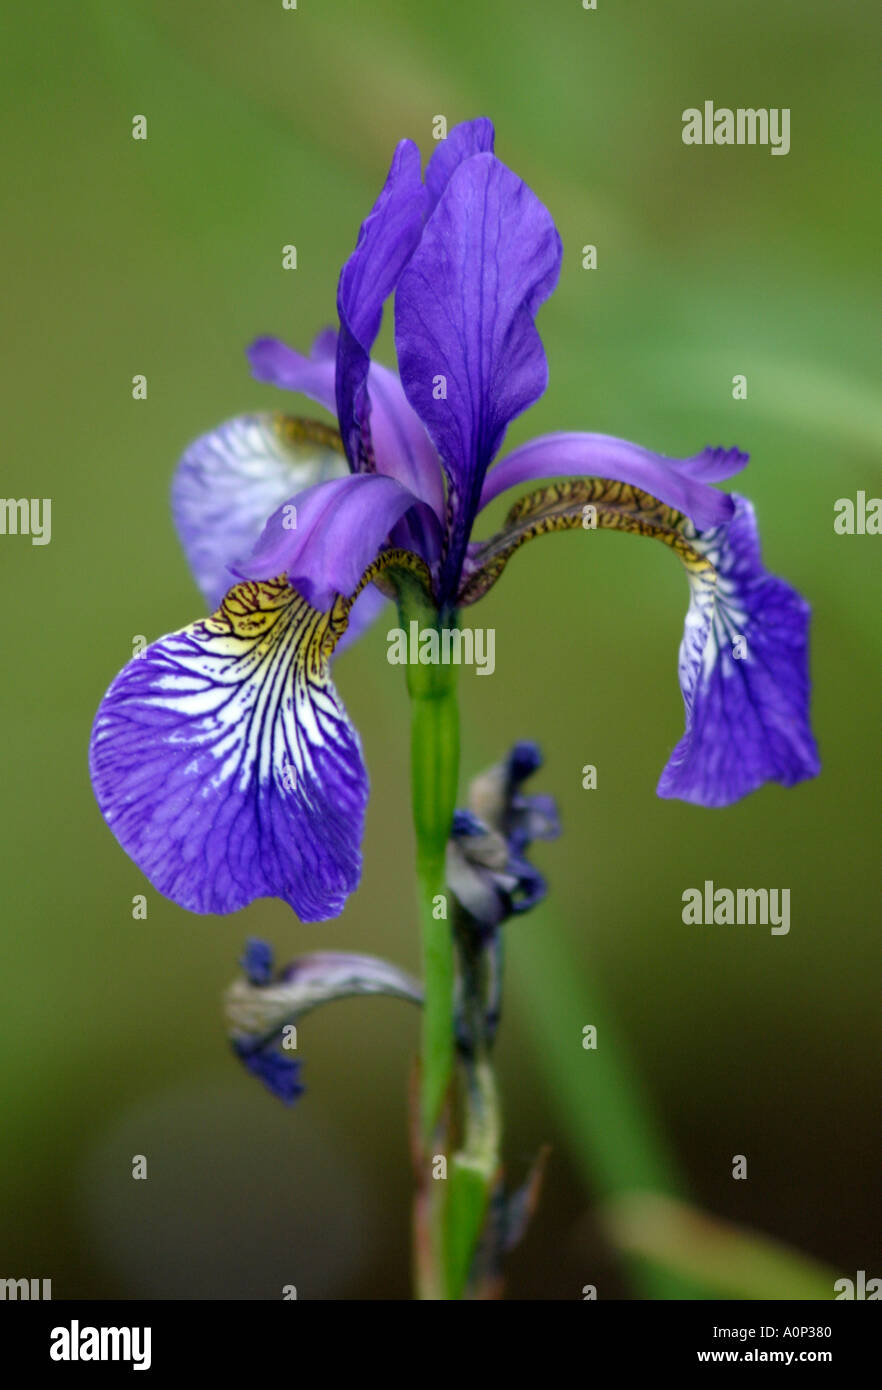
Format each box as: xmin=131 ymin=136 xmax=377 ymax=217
xmin=344 ymin=546 xmax=434 ymax=608
xmin=273 ymin=415 xmax=346 ymax=457
xmin=209 ymin=546 xmax=434 ymax=674
xmin=459 ymin=478 xmax=715 ymax=605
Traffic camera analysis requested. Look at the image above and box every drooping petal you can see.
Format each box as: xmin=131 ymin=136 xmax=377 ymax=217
xmin=89 ymin=578 xmax=368 ymax=921
xmin=395 ymin=153 xmax=562 ymax=598
xmin=226 ymin=943 xmax=422 ymax=1045
xmin=657 ymin=496 xmax=820 ymax=806
xmin=247 ymin=332 xmax=337 ymax=412
xmin=226 ymin=939 xmax=422 ymax=1104
xmin=171 ymin=413 xmax=347 ymax=609
xmin=336 ymin=140 xmax=428 ymax=472
xmin=459 ymin=479 xmax=819 ymax=807
xmin=424 ymin=116 xmax=495 ymax=211
xmin=235 ymin=472 xmax=441 ymax=610
xmin=460 ymin=476 xmax=700 ymax=605
xmin=233 ymin=1042 xmax=304 ymax=1105
xmin=479 ymin=433 xmax=747 ymax=530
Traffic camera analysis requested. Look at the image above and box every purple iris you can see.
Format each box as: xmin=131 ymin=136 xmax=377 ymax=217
xmin=89 ymin=118 xmax=819 ymax=925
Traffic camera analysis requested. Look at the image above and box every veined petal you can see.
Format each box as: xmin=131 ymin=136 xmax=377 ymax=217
xmin=480 ymin=433 xmax=746 ymax=530
xmin=657 ymin=496 xmax=820 ymax=806
xmin=424 ymin=116 xmax=495 ymax=211
xmin=171 ymin=414 xmax=347 ymax=609
xmin=460 ymin=476 xmax=704 ymax=605
xmin=460 ymin=480 xmax=818 ymax=807
xmin=395 ymin=153 xmax=562 ymax=598
xmin=247 ymin=332 xmax=337 ymax=412
xmin=90 ymin=578 xmax=368 ymax=921
xmin=235 ymin=472 xmax=441 ymax=610
xmin=336 ymin=140 xmax=428 ymax=471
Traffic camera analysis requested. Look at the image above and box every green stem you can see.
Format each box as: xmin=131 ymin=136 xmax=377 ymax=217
xmin=403 ymin=597 xmax=460 ymax=1298
xmin=409 ymin=673 xmax=460 ymax=1140
xmin=446 ymin=1045 xmax=502 ymax=1299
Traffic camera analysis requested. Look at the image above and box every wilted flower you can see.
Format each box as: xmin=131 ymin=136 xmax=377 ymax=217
xmin=447 ymin=741 xmax=560 ymax=936
xmin=227 ymin=938 xmax=422 ymax=1104
xmin=445 ymin=741 xmax=559 ymax=1062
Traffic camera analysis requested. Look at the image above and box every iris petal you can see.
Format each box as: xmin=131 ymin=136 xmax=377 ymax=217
xmin=172 ymin=413 xmax=347 ymax=609
xmin=424 ymin=116 xmax=495 ymax=211
xmin=248 ymin=325 xmax=445 ymax=518
xmin=366 ymin=359 xmax=445 ymax=516
xmin=89 ymin=578 xmax=368 ymax=921
xmin=395 ymin=153 xmax=562 ymax=598
xmin=479 ymin=433 xmax=746 ymax=530
xmin=235 ymin=472 xmax=441 ymax=610
xmin=335 ymin=139 xmax=428 ymax=471
xmin=460 ymin=479 xmax=819 ymax=807
xmin=247 ymin=334 xmax=337 ymax=411
xmin=658 ymin=496 xmax=820 ymax=806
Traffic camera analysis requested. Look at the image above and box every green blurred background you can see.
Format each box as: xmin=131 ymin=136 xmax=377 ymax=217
xmin=1 ymin=0 xmax=879 ymax=1299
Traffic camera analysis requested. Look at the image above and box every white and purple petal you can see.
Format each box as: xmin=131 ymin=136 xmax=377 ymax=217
xmin=658 ymin=497 xmax=820 ymax=806
xmin=171 ymin=413 xmax=347 ymax=609
xmin=89 ymin=578 xmax=367 ymax=921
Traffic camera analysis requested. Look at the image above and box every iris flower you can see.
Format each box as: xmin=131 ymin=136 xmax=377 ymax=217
xmin=89 ymin=118 xmax=819 ymax=923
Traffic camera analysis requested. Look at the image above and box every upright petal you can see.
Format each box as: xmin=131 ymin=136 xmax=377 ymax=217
xmin=480 ymin=433 xmax=746 ymax=530
xmin=335 ymin=140 xmax=428 ymax=471
xmin=657 ymin=497 xmax=820 ymax=806
xmin=89 ymin=578 xmax=367 ymax=921
xmin=424 ymin=117 xmax=495 ymax=211
xmin=366 ymin=359 xmax=445 ymax=516
xmin=171 ymin=413 xmax=347 ymax=609
xmin=395 ymin=153 xmax=562 ymax=598
xmin=235 ymin=472 xmax=441 ymax=610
